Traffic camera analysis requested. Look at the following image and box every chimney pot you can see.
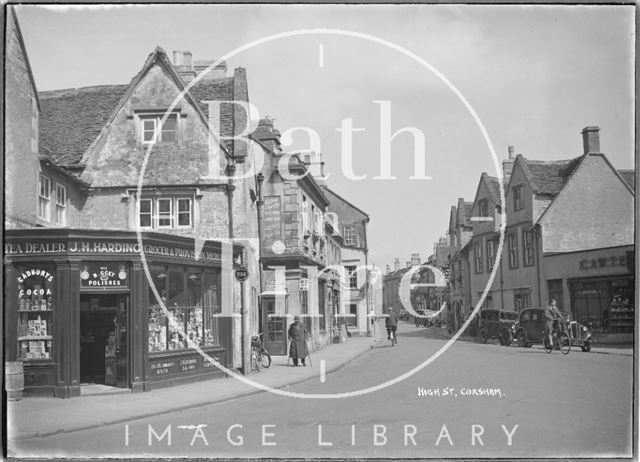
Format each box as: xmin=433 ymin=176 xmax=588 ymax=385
xmin=172 ymin=50 xmax=183 ymax=65
xmin=183 ymin=51 xmax=193 ymax=67
xmin=508 ymin=145 xmax=515 ymax=159
xmin=581 ymin=126 xmax=600 ymax=155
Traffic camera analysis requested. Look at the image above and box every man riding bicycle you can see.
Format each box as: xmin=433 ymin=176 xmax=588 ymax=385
xmin=385 ymin=307 xmax=398 ymax=343
xmin=544 ymin=299 xmax=566 ymax=348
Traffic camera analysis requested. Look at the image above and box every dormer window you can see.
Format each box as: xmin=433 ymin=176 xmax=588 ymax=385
xmin=478 ymin=199 xmax=489 ymax=217
xmin=139 ymin=113 xmax=178 ymax=144
xmin=513 ymin=185 xmax=524 ymax=211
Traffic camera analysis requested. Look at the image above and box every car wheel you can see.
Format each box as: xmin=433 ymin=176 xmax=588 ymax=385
xmin=501 ymin=328 xmax=513 ymax=346
xmin=581 ymin=342 xmax=591 ymax=352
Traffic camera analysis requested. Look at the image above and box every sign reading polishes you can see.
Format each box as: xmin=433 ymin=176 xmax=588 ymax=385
xmin=80 ymin=262 xmax=128 ymax=288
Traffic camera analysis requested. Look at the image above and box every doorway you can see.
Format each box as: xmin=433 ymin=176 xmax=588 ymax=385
xmin=262 ymin=296 xmax=287 ymax=355
xmin=80 ymin=294 xmax=129 ymax=387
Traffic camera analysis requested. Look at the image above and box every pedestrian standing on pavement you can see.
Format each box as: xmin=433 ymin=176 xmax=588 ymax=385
xmin=288 ymin=315 xmax=309 ymax=366
xmin=385 ymin=307 xmax=398 ymax=343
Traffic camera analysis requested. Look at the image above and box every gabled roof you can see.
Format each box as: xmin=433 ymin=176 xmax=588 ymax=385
xmin=618 ymin=170 xmax=635 ymax=192
xmin=485 ymin=175 xmax=502 ymax=205
xmin=517 ymin=155 xmax=583 ymax=196
xmin=322 ymin=186 xmax=370 ymax=219
xmin=535 ymin=152 xmax=634 ymax=226
xmin=38 ymin=47 xmax=236 ymax=171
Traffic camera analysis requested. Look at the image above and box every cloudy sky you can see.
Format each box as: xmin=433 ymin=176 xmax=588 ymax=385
xmin=16 ymin=4 xmax=635 ymax=269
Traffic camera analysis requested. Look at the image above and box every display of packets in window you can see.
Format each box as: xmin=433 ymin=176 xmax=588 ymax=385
xmin=27 ymin=319 xmax=48 ymax=337
xmin=23 ymin=340 xmax=50 ymax=359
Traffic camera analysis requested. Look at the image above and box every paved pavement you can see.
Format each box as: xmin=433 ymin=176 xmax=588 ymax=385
xmin=8 ymin=330 xmax=383 ymax=441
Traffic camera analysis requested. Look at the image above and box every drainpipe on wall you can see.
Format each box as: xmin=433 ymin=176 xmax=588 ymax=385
xmin=533 ymin=224 xmax=543 ymax=307
xmin=362 ymin=217 xmax=370 ymax=335
xmin=256 ymin=172 xmax=265 ymax=335
xmin=226 ymin=163 xmax=247 ymax=374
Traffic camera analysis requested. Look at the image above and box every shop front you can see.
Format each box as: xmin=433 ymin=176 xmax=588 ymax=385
xmin=543 ymin=245 xmax=635 ymax=343
xmin=5 ymin=228 xmax=243 ymax=398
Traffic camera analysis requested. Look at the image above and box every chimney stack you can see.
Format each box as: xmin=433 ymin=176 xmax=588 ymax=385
xmin=581 ymin=126 xmax=600 ymax=155
xmin=194 ymin=59 xmax=228 ymax=80
xmin=394 ymin=258 xmax=401 ymax=271
xmin=411 ymin=253 xmax=421 ymax=266
xmin=503 ymin=145 xmax=516 ymax=181
xmin=174 ymin=50 xmax=196 ymax=83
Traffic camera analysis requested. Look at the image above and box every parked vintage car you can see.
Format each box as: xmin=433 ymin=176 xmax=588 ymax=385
xmin=414 ymin=309 xmax=429 ymax=327
xmin=477 ymin=309 xmax=518 ymax=345
xmin=513 ymin=308 xmax=593 ymax=352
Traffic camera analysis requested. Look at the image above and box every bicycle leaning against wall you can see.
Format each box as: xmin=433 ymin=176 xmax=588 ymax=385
xmin=250 ymin=333 xmax=272 ymax=371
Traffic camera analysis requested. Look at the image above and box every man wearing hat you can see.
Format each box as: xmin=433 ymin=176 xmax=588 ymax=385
xmin=288 ymin=315 xmax=309 ymax=366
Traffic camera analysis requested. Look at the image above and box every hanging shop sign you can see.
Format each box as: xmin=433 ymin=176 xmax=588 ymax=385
xmin=81 ymin=262 xmax=128 ymax=288
xmin=234 ymin=266 xmax=249 ymax=283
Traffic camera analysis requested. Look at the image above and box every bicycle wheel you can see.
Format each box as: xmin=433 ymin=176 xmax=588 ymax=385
xmin=251 ymin=348 xmax=261 ymax=372
xmin=259 ymin=349 xmax=271 ymax=368
xmin=558 ymin=332 xmax=571 ymax=355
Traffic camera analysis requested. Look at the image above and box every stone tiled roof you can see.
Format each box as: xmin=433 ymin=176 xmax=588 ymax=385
xmin=38 ymin=72 xmax=237 ymax=169
xmin=521 ymin=156 xmax=582 ymax=196
xmin=39 ymin=85 xmax=129 ymax=167
xmin=618 ymin=170 xmax=635 ymax=192
xmin=485 ymin=175 xmax=503 ymax=204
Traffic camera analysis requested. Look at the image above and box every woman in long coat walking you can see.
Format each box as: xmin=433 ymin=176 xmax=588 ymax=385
xmin=288 ymin=315 xmax=309 ymax=366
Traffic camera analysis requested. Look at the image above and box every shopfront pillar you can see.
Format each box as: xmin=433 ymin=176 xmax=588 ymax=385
xmin=5 ymin=265 xmax=19 ymax=362
xmin=131 ymin=261 xmax=148 ymax=391
xmin=55 ymin=260 xmax=80 ymax=398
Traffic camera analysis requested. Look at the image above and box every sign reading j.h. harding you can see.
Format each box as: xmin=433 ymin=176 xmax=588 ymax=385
xmin=5 ymin=3 xmax=635 ymax=461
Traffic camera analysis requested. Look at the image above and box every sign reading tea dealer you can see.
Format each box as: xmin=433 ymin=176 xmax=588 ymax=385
xmin=4 ymin=239 xmax=224 ymax=263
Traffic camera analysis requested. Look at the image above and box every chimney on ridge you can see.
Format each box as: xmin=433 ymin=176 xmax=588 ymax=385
xmin=582 ymin=126 xmax=600 ymax=155
xmin=503 ymin=145 xmax=515 ymax=181
xmin=411 ymin=253 xmax=421 ymax=266
xmin=173 ymin=49 xmax=196 ymax=83
xmin=394 ymin=258 xmax=401 ymax=271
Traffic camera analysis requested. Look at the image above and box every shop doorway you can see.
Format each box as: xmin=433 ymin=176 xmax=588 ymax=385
xmin=80 ymin=294 xmax=129 ymax=388
xmin=262 ymin=296 xmax=287 ymax=355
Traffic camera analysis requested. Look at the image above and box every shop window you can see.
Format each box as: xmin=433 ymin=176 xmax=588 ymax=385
xmin=513 ymin=185 xmax=524 ymax=211
xmin=508 ymin=232 xmax=519 ymax=268
xmin=474 ymin=240 xmax=483 ymax=273
xmin=486 ymin=240 xmax=495 ymax=271
xmin=547 ymin=280 xmax=564 ymax=312
xmin=55 ymin=184 xmax=67 ymax=225
xmin=343 ymin=225 xmax=356 ymax=246
xmin=148 ymin=265 xmax=221 ymax=353
xmin=301 ymin=196 xmax=310 ymax=235
xmin=138 ymin=196 xmax=193 ymax=229
xmin=38 ymin=174 xmax=51 ymax=220
xmin=523 ymin=229 xmax=534 ymax=266
xmin=139 ymin=113 xmax=178 ymax=144
xmin=16 ymin=265 xmax=55 ymax=361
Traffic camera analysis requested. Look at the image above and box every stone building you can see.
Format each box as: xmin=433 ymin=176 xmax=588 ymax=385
xmin=251 ymin=118 xmax=333 ymax=354
xmin=321 ymin=186 xmax=372 ymax=335
xmin=464 ymin=127 xmax=634 ymax=343
xmin=5 ymin=31 xmax=261 ymax=396
xmin=447 ymin=198 xmax=474 ymax=331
